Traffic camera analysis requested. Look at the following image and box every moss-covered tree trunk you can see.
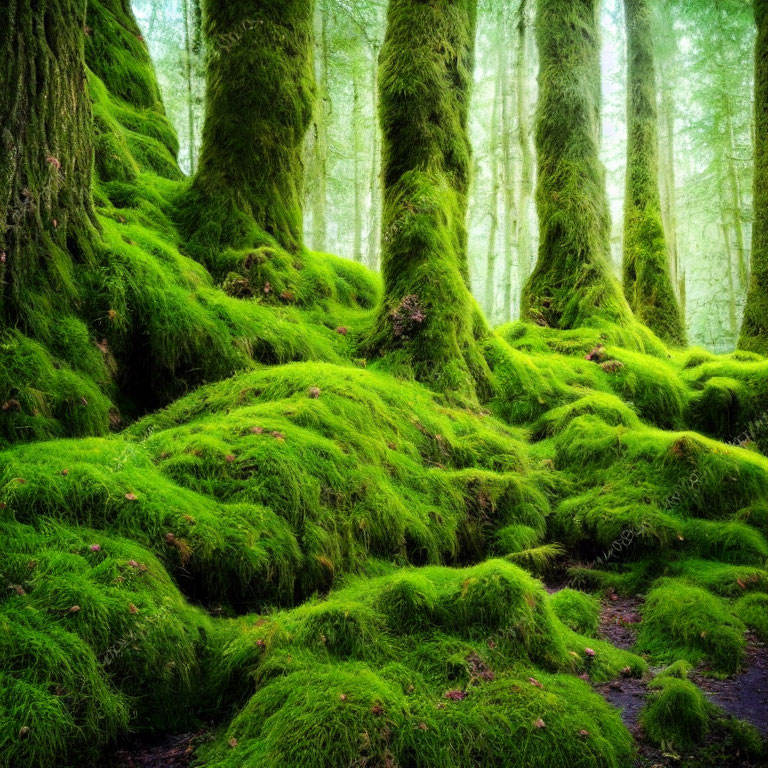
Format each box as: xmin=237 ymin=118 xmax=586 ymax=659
xmin=522 ymin=0 xmax=633 ymax=331
xmin=739 ymin=0 xmax=768 ymax=354
xmin=365 ymin=0 xmax=490 ymax=400
xmin=0 ymin=0 xmax=98 ymax=327
xmin=622 ymin=0 xmax=685 ymax=345
xmin=177 ymin=0 xmax=315 ymax=265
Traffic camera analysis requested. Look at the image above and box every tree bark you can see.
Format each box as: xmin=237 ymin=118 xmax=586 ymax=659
xmin=522 ymin=0 xmax=633 ymax=331
xmin=0 ymin=0 xmax=98 ymax=325
xmin=364 ymin=0 xmax=490 ymax=400
xmin=181 ymin=0 xmax=197 ymax=173
xmin=484 ymin=25 xmax=503 ymax=324
xmin=515 ymin=0 xmax=534 ymax=318
xmin=178 ymin=0 xmax=315 ymax=266
xmin=740 ymin=0 xmax=768 ymax=353
xmin=622 ymin=0 xmax=685 ymax=345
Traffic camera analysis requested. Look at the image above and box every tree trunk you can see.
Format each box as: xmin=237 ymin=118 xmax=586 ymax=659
xmin=500 ymin=3 xmax=517 ymax=324
xmin=522 ymin=0 xmax=633 ymax=331
xmin=310 ymin=0 xmax=329 ymax=252
xmin=659 ymin=83 xmax=680 ymax=293
xmin=514 ymin=0 xmax=534 ymax=319
xmin=0 ymin=0 xmax=98 ymax=326
xmin=484 ymin=25 xmax=503 ymax=325
xmin=367 ymin=53 xmax=381 ymax=271
xmin=178 ymin=0 xmax=315 ymax=267
xmin=364 ymin=0 xmax=490 ymax=400
xmin=622 ymin=0 xmax=685 ymax=345
xmin=352 ymin=73 xmax=364 ymax=263
xmin=181 ymin=0 xmax=197 ymax=173
xmin=515 ymin=0 xmax=534 ymax=317
xmin=740 ymin=0 xmax=768 ymax=354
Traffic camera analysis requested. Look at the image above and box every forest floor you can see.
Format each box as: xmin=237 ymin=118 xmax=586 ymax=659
xmin=591 ymin=592 xmax=768 ymax=767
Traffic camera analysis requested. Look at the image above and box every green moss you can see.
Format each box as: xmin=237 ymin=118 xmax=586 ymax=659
xmin=176 ymin=0 xmax=314 ymax=262
xmin=622 ymin=0 xmax=685 ymax=345
xmin=640 ymin=677 xmax=713 ymax=749
xmin=201 ymin=563 xmax=641 ymax=768
xmin=734 ymin=592 xmax=768 ymax=639
xmin=739 ymin=0 xmax=768 ymax=353
xmin=362 ymin=0 xmax=491 ymax=401
xmin=550 ymin=589 xmax=601 ymax=636
xmin=523 ymin=0 xmax=636 ymax=333
xmin=0 ymin=517 xmax=212 ymax=767
xmin=636 ymin=579 xmax=746 ymax=674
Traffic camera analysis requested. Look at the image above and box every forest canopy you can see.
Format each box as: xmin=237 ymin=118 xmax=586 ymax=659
xmin=1 ymin=0 xmax=767 ymax=767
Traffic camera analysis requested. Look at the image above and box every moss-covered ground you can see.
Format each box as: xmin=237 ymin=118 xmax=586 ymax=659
xmin=2 ymin=2 xmax=768 ymax=767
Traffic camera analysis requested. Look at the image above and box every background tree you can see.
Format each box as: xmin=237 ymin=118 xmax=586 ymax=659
xmin=622 ymin=0 xmax=685 ymax=345
xmin=364 ymin=0 xmax=491 ymax=400
xmin=522 ymin=0 xmax=634 ymax=331
xmin=740 ymin=0 xmax=768 ymax=354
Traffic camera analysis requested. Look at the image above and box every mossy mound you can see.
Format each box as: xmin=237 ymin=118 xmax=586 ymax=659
xmin=636 ymin=580 xmax=746 ymax=674
xmin=640 ymin=676 xmax=713 ymax=749
xmin=550 ymin=589 xmax=601 ymax=636
xmin=0 ymin=518 xmax=213 ymax=768
xmin=200 ymin=562 xmax=642 ymax=768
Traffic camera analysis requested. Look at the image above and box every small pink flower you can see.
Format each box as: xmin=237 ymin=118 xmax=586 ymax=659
xmin=584 ymin=647 xmax=596 ymax=657
xmin=534 ymin=718 xmax=546 ymax=729
xmin=89 ymin=544 xmax=101 ymax=552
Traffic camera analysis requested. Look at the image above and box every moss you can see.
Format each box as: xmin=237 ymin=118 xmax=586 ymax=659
xmin=739 ymin=0 xmax=768 ymax=353
xmin=640 ymin=676 xmax=713 ymax=749
xmin=636 ymin=579 xmax=746 ymax=674
xmin=0 ymin=517 xmax=213 ymax=767
xmin=550 ymin=589 xmax=601 ymax=636
xmin=362 ymin=0 xmax=491 ymax=401
xmin=622 ymin=0 xmax=685 ymax=345
xmin=176 ymin=0 xmax=314 ymax=262
xmin=734 ymin=592 xmax=768 ymax=640
xmin=522 ymin=0 xmax=635 ymax=333
xmin=201 ymin=563 xmax=641 ymax=768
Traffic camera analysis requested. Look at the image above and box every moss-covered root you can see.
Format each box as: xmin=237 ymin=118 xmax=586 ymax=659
xmin=621 ymin=0 xmax=685 ymax=346
xmin=363 ymin=0 xmax=492 ymax=401
xmin=0 ymin=0 xmax=99 ymax=327
xmin=522 ymin=0 xmax=635 ymax=332
xmin=739 ymin=0 xmax=768 ymax=354
xmin=176 ymin=0 xmax=315 ymax=265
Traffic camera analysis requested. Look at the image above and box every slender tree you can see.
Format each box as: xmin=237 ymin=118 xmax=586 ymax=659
xmin=515 ymin=0 xmax=535 ymax=315
xmin=522 ymin=0 xmax=633 ymax=330
xmin=740 ymin=0 xmax=768 ymax=354
xmin=622 ymin=0 xmax=685 ymax=345
xmin=177 ymin=0 xmax=315 ymax=266
xmin=365 ymin=0 xmax=490 ymax=399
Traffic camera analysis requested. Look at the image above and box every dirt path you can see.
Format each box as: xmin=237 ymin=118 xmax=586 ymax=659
xmin=692 ymin=634 xmax=768 ymax=735
xmin=107 ymin=731 xmax=203 ymax=768
xmin=590 ymin=594 xmax=767 ymax=768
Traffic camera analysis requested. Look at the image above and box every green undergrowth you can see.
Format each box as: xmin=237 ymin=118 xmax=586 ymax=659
xmin=640 ymin=675 xmax=714 ymax=749
xmin=0 ymin=517 xmax=213 ymax=768
xmin=199 ymin=561 xmax=642 ymax=768
xmin=1 ymin=0 xmax=378 ymax=448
